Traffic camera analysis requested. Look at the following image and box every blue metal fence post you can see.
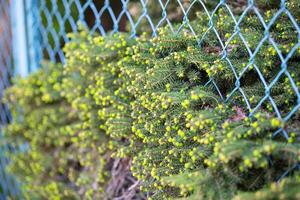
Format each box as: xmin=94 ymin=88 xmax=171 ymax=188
xmin=11 ymin=0 xmax=29 ymax=77
xmin=11 ymin=0 xmax=41 ymax=77
xmin=25 ymin=0 xmax=42 ymax=73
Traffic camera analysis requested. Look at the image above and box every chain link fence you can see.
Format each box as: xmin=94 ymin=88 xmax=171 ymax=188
xmin=0 ymin=0 xmax=20 ymax=199
xmin=0 ymin=0 xmax=12 ymax=197
xmin=0 ymin=0 xmax=299 ymax=198
xmin=29 ymin=0 xmax=300 ymax=139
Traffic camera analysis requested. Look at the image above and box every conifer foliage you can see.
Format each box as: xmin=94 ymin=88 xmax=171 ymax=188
xmin=4 ymin=62 xmax=80 ymax=199
xmin=4 ymin=1 xmax=300 ymax=199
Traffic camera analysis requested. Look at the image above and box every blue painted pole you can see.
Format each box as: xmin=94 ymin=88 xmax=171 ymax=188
xmin=25 ymin=0 xmax=42 ymax=73
xmin=11 ymin=0 xmax=30 ymax=77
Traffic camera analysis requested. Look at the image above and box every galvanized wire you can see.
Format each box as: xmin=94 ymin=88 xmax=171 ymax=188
xmin=31 ymin=1 xmax=300 ymax=138
xmin=0 ymin=0 xmax=20 ymax=199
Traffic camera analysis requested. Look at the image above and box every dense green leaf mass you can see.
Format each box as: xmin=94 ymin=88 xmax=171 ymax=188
xmin=124 ymin=8 xmax=300 ymax=198
xmin=4 ymin=62 xmax=80 ymax=199
xmin=4 ymin=1 xmax=300 ymax=199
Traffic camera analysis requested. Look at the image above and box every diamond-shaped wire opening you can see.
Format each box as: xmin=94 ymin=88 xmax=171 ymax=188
xmin=252 ymin=44 xmax=283 ymax=85
xmin=68 ymin=1 xmax=80 ymax=29
xmin=154 ymin=0 xmax=175 ymax=33
xmin=84 ymin=2 xmax=106 ymax=34
xmin=269 ymin=73 xmax=299 ymax=117
xmin=80 ymin=1 xmax=126 ymax=35
xmin=269 ymin=13 xmax=299 ymax=54
xmin=112 ymin=1 xmax=133 ymax=34
xmin=44 ymin=30 xmax=61 ymax=61
xmin=238 ymin=12 xmax=265 ymax=49
xmin=196 ymin=4 xmax=240 ymax=50
xmin=128 ymin=1 xmax=144 ymax=24
xmin=117 ymin=13 xmax=133 ymax=34
xmin=40 ymin=7 xmax=52 ymax=30
xmin=127 ymin=0 xmax=156 ymax=36
xmin=63 ymin=20 xmax=75 ymax=42
xmin=99 ymin=8 xmax=117 ymax=33
xmin=227 ymin=64 xmax=264 ymax=110
xmin=175 ymin=0 xmax=211 ymax=38
xmin=211 ymin=6 xmax=236 ymax=36
xmin=60 ymin=1 xmax=79 ymax=35
xmin=132 ymin=15 xmax=156 ymax=36
xmin=58 ymin=0 xmax=69 ymax=15
xmin=165 ymin=0 xmax=186 ymax=24
xmin=52 ymin=13 xmax=63 ymax=37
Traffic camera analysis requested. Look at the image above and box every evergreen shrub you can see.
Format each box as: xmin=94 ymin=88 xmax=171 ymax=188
xmin=4 ymin=1 xmax=300 ymax=199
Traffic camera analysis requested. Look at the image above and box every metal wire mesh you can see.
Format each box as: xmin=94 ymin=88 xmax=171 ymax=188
xmin=0 ymin=0 xmax=20 ymax=199
xmin=0 ymin=0 xmax=299 ymax=197
xmin=0 ymin=0 xmax=12 ymax=126
xmin=30 ymin=0 xmax=300 ymax=139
